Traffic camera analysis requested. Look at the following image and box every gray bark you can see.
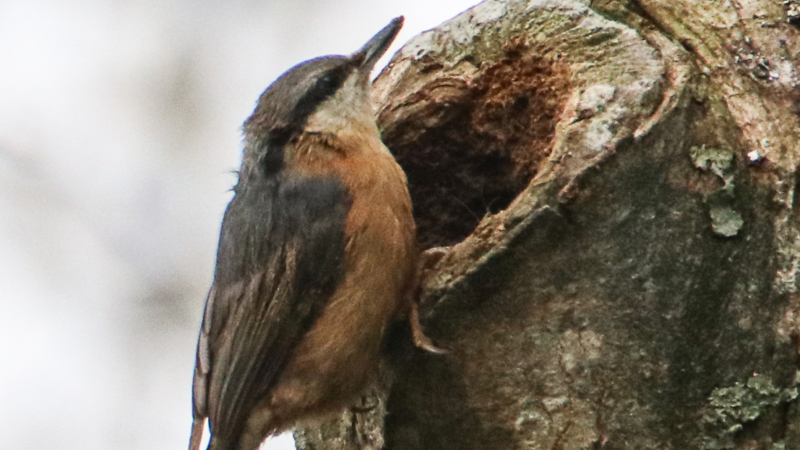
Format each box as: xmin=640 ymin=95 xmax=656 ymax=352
xmin=297 ymin=0 xmax=800 ymax=448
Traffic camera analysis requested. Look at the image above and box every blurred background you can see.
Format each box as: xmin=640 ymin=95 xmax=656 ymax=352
xmin=0 ymin=0 xmax=478 ymax=448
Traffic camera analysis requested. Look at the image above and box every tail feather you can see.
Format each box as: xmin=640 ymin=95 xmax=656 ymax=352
xmin=189 ymin=417 xmax=204 ymax=450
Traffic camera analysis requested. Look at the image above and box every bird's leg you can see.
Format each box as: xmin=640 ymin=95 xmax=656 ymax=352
xmin=409 ymin=302 xmax=446 ymax=354
xmin=409 ymin=246 xmax=449 ymax=354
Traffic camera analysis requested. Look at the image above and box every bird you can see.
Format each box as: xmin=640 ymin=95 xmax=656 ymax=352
xmin=188 ymin=16 xmax=438 ymax=450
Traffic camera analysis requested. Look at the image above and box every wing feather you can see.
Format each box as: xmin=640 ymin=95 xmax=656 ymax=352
xmin=191 ymin=173 xmax=350 ymax=448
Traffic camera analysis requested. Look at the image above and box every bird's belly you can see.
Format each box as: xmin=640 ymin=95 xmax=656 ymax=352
xmin=263 ymin=199 xmax=413 ymax=428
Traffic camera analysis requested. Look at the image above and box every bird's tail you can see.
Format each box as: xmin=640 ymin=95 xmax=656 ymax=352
xmin=188 ymin=417 xmax=204 ymax=450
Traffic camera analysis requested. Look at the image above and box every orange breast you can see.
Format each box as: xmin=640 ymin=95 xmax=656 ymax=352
xmin=266 ymin=127 xmax=417 ymax=421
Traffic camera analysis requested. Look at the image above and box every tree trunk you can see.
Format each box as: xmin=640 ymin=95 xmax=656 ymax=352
xmin=295 ymin=0 xmax=800 ymax=448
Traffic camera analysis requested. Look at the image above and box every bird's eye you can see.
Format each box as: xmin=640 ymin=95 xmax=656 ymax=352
xmin=287 ymin=65 xmax=349 ymax=125
xmin=317 ymin=72 xmax=340 ymax=92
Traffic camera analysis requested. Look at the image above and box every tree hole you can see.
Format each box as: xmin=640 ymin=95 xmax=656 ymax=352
xmin=384 ymin=51 xmax=570 ymax=248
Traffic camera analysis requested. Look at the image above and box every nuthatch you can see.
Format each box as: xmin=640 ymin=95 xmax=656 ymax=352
xmin=188 ymin=17 xmax=437 ymax=450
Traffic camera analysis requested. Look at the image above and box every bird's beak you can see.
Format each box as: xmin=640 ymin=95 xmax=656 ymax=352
xmin=353 ymin=16 xmax=404 ymax=74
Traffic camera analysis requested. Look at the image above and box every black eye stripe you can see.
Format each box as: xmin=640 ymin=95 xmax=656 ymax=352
xmin=255 ymin=64 xmax=351 ymax=179
xmin=316 ymin=72 xmax=339 ymax=91
xmin=288 ymin=64 xmax=352 ymax=127
xmin=243 ymin=56 xmax=356 ymax=180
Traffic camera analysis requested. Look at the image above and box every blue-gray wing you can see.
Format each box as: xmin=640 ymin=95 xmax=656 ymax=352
xmin=190 ymin=174 xmax=350 ymax=449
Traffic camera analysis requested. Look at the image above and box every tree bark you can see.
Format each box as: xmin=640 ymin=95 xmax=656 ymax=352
xmin=296 ymin=0 xmax=800 ymax=448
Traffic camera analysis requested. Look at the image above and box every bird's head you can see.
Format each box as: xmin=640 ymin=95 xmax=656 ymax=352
xmin=240 ymin=17 xmax=403 ymax=178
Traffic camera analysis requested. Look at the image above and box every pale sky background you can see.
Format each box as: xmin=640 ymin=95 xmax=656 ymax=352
xmin=0 ymin=0 xmax=479 ymax=449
